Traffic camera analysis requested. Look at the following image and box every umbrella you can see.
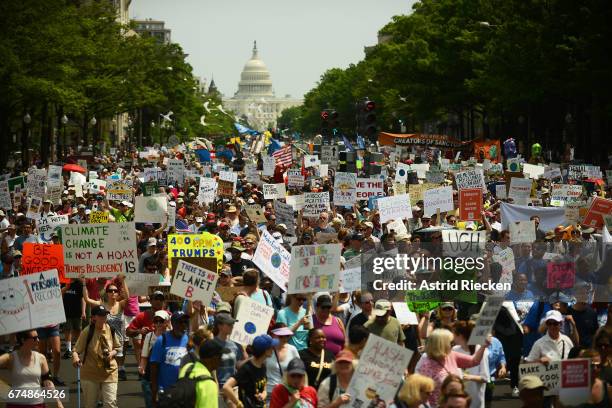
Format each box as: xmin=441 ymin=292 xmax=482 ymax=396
xmin=63 ymin=163 xmax=86 ymax=174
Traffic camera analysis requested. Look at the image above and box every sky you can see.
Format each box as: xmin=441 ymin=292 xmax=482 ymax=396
xmin=131 ymin=0 xmax=414 ymax=99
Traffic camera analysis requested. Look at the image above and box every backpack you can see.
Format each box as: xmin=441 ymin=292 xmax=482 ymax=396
xmin=158 ymin=362 xmax=214 ymax=408
xmin=328 ymin=374 xmax=337 ymax=402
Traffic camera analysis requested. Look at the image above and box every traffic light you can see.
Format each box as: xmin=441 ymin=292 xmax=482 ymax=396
xmin=320 ymin=109 xmax=338 ymax=142
xmin=358 ymin=98 xmax=377 ymax=143
xmin=320 ymin=110 xmax=330 ymax=137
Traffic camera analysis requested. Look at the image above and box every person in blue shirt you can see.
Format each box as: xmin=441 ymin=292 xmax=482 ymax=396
xmin=150 ymin=311 xmax=190 ymax=406
xmin=485 ymin=333 xmax=507 ymax=404
xmin=276 ymin=294 xmax=310 ymax=351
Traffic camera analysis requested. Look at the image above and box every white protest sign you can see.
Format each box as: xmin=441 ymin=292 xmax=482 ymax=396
xmin=339 ymin=267 xmax=361 ymax=294
xmin=125 ymin=273 xmax=162 ymax=296
xmin=244 ymin=163 xmax=261 ymax=185
xmin=333 ymin=172 xmax=357 ymax=206
xmin=386 ymin=219 xmax=407 ymax=236
xmin=455 ymin=169 xmax=485 ymax=191
xmin=423 ymin=186 xmax=454 ymax=216
xmin=27 ymin=168 xmax=47 ymax=197
xmin=392 ymin=302 xmax=419 ymax=325
xmin=564 ymin=202 xmax=584 ymax=225
xmin=274 ymin=200 xmax=295 ymax=235
xmin=26 ymin=196 xmax=42 ymax=220
xmin=37 ymin=214 xmax=69 ymax=242
xmin=493 ymin=247 xmax=515 ymax=284
xmin=134 ymin=196 xmax=168 ymax=224
xmin=347 ymin=336 xmax=413 ymax=407
xmin=62 ymin=222 xmax=138 ymax=278
xmin=263 ymin=183 xmax=286 ymax=200
xmin=550 ymin=184 xmax=583 ymax=207
xmin=509 ymin=220 xmax=537 ymax=243
xmin=321 ymin=145 xmax=339 ymax=166
xmin=253 ymin=230 xmax=291 ymax=290
xmin=378 ymin=194 xmax=413 ymax=223
xmin=356 ymin=178 xmax=385 ymax=200
xmin=426 ymin=170 xmax=445 ymax=184
xmin=442 ymin=230 xmax=486 ymax=258
xmin=170 ymin=260 xmax=218 ymax=304
xmin=468 ymin=294 xmax=505 ymax=345
xmin=288 ymin=244 xmax=342 ymax=294
xmin=197 ymin=179 xmax=217 ymax=204
xmin=262 ymin=156 xmax=276 ymax=176
xmin=303 ymin=192 xmax=330 ymax=217
xmin=167 ymin=159 xmax=185 ymax=184
xmin=285 ymin=194 xmax=304 ymax=211
xmin=544 ymin=167 xmax=563 ymax=180
xmin=230 ymin=296 xmax=275 ymax=345
xmin=69 ymin=171 xmax=86 ymax=187
xmin=219 ymin=170 xmax=237 ymax=184
xmin=508 ymin=177 xmax=532 ymax=205
xmin=0 ymin=180 xmax=11 ymax=209
xmin=0 ymin=269 xmax=66 ymax=336
xmin=106 ymin=180 xmax=133 ymax=202
xmin=47 ymin=165 xmax=63 ymax=187
xmin=88 ymin=179 xmax=106 ymax=195
xmin=522 ymin=163 xmax=546 ymax=179
xmin=409 ymin=163 xmax=430 ymax=179
xmin=495 ymin=184 xmax=507 ymax=199
xmin=519 ymin=361 xmax=560 ymax=396
xmin=303 ymin=155 xmax=320 ymax=168
xmin=395 ymin=162 xmax=411 ymax=183
xmin=287 ymin=169 xmax=304 ymax=190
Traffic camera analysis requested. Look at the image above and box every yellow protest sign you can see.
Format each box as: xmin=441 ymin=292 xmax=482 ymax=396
xmin=89 ymin=211 xmax=109 ymax=223
xmin=167 ymin=232 xmax=224 ymax=273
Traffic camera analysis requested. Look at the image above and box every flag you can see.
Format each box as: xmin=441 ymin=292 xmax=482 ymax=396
xmin=342 ymin=135 xmax=355 ymax=152
xmin=175 ymin=218 xmax=190 ymax=233
xmin=267 ymin=138 xmax=282 ymax=155
xmin=356 ymin=135 xmax=366 ymax=150
xmin=272 ymin=145 xmax=292 ymax=167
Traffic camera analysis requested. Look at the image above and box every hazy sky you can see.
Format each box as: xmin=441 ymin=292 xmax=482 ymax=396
xmin=131 ymin=0 xmax=414 ymax=99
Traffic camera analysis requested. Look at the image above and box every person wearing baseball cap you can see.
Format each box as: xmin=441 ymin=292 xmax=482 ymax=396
xmin=269 ymin=357 xmax=318 ymax=408
xmin=526 ymin=309 xmax=573 ymax=364
xmin=223 ymin=334 xmax=278 ymax=408
xmin=518 ymin=375 xmax=546 ymax=408
xmin=178 ymin=339 xmax=228 ymax=408
xmin=364 ymin=299 xmax=406 ymax=345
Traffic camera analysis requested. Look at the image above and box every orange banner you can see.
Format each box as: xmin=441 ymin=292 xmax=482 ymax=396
xmin=378 ymin=133 xmax=470 ymax=148
xmin=21 ymin=243 xmax=69 ymax=283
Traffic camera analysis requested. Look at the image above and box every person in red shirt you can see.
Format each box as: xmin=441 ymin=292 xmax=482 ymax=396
xmin=126 ymin=291 xmax=166 ymax=340
xmin=270 ymin=358 xmax=318 ymax=408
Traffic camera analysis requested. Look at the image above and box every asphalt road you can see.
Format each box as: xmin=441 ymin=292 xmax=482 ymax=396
xmin=2 ymin=348 xmax=524 ymax=408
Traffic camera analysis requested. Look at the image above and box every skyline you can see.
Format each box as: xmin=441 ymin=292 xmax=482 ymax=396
xmin=131 ymin=0 xmax=414 ymax=99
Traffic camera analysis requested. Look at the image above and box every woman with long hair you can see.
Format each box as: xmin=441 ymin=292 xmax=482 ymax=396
xmin=0 ymin=330 xmax=64 ymax=408
xmin=452 ymin=321 xmax=489 ymax=408
xmin=270 ymin=358 xmax=318 ymax=408
xmin=393 ymin=374 xmax=435 ymax=408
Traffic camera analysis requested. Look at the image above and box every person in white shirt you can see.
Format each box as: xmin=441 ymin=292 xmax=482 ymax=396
xmin=526 ymin=310 xmax=573 ymax=364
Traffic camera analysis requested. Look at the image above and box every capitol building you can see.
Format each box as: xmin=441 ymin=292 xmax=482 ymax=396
xmin=223 ymin=42 xmax=302 ymax=131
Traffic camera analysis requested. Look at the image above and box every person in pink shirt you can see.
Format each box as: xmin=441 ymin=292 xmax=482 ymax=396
xmin=416 ymin=328 xmax=490 ymax=407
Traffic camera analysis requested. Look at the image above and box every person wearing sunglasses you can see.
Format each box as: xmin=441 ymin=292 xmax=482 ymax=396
xmin=311 ymin=294 xmax=346 ymax=356
xmin=265 ymin=325 xmax=300 ymax=405
xmin=526 ymin=310 xmax=574 ymax=365
xmin=277 ymin=294 xmax=311 ymax=351
xmin=139 ymin=310 xmax=170 ymax=408
xmin=269 ymin=358 xmax=318 ymax=408
xmin=0 ymin=330 xmax=64 ymax=408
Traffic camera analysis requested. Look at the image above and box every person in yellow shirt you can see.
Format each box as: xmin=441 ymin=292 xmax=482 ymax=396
xmin=178 ymin=339 xmax=227 ymax=408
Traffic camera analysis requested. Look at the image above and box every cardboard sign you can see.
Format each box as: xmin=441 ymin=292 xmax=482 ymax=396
xmin=442 ymin=230 xmax=486 ymax=258
xmin=216 ymin=285 xmax=246 ymax=302
xmin=546 ymin=261 xmax=576 ymax=289
xmin=197 ymin=179 xmax=217 ymax=204
xmin=89 ymin=211 xmax=108 ymax=224
xmin=378 ymin=194 xmax=413 ymax=223
xmin=62 ymin=222 xmax=138 ymax=278
xmin=167 ymin=233 xmax=224 ymax=273
xmin=347 ymin=335 xmax=413 ymax=407
xmin=356 ymin=178 xmax=384 ymax=199
xmin=0 ymin=180 xmax=10 ymax=209
xmin=0 ymin=269 xmax=66 ymax=336
xmin=455 ymin=169 xmax=485 ymax=191
xmin=106 ymin=180 xmax=133 ymax=202
xmin=423 ymin=186 xmax=453 ymax=217
xmin=244 ymin=204 xmax=267 ymax=224
xmin=21 ymin=243 xmax=67 ymax=283
xmin=508 ymin=177 xmax=532 ymax=205
xmin=459 ymin=188 xmax=483 ymax=221
xmin=37 ymin=214 xmax=69 ymax=242
xmin=263 ymin=183 xmax=286 ymax=200
xmin=252 ymin=230 xmax=291 ymax=290
xmin=217 ymin=180 xmax=234 ymax=198
xmin=408 ymin=183 xmax=437 ymax=205
xmin=27 ymin=168 xmax=47 ymax=198
xmin=170 ymin=260 xmax=218 ymax=305
xmin=559 ymin=359 xmax=591 ymax=406
xmin=287 ymin=170 xmax=304 ymax=190
xmin=170 ymin=257 xmax=218 ymax=276
xmin=230 ymin=296 xmax=275 ymax=345
xmin=273 ymin=200 xmax=295 ymax=235
xmin=519 ymin=362 xmax=560 ymax=396
xmin=468 ymin=294 xmax=505 ymax=345
xmin=509 ymin=220 xmax=536 ymax=243
xmin=288 ymin=244 xmax=342 ymax=294
xmin=583 ymin=197 xmax=612 ymax=230
xmin=303 ymin=192 xmax=330 ymax=217
xmin=315 ymin=232 xmax=338 ymax=244
xmin=134 ymin=196 xmax=168 ymax=224
xmin=333 ymin=172 xmax=357 ymax=206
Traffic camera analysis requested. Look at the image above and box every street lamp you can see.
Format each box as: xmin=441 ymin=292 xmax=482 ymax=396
xmin=22 ymin=113 xmax=31 ymax=170
xmin=61 ymin=114 xmax=68 ymax=159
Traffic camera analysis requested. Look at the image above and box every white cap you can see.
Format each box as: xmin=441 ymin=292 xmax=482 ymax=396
xmin=120 ymin=200 xmax=133 ymax=208
xmin=154 ymin=310 xmax=170 ymax=321
xmin=147 ymin=237 xmax=157 ymax=247
xmin=272 ymin=231 xmax=283 ymax=242
xmin=542 ymin=310 xmax=563 ymax=323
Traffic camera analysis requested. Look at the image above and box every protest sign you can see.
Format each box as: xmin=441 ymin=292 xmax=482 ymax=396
xmin=197 ymin=179 xmax=217 ymax=204
xmin=386 ymin=218 xmax=408 ymax=236
xmin=543 ymin=167 xmax=563 ymax=180
xmin=287 ymin=169 xmax=304 ymax=190
xmin=26 ymin=196 xmax=42 ymax=220
xmin=167 ymin=232 xmax=224 ymax=273
xmin=125 ymin=272 xmax=161 ymax=296
xmin=508 ymin=177 xmax=532 ymax=205
xmin=378 ymin=194 xmax=413 ymax=223
xmin=423 ymin=186 xmax=453 ymax=216
xmin=170 ymin=260 xmax=218 ymax=305
xmin=217 ymin=179 xmax=234 ymax=198
xmin=391 ymin=302 xmax=418 ymax=325
xmin=244 ymin=163 xmax=261 ymax=185
xmin=340 ymin=267 xmax=361 ymax=294
xmin=89 ymin=211 xmax=109 ymax=224
xmin=347 ymin=335 xmax=413 ymax=407
xmin=274 ymin=200 xmax=295 ymax=235
xmin=315 ymin=232 xmax=338 ymax=244
xmin=546 ymin=261 xmax=576 ymax=289
xmin=550 ymin=184 xmax=583 ymax=207
xmin=583 ymin=197 xmax=612 ymax=230
xmin=37 ymin=214 xmax=69 ymax=242
xmin=26 ymin=168 xmax=47 ymax=197
xmin=522 ymin=163 xmax=546 ymax=179
xmin=303 ymin=155 xmax=320 ymax=168
xmin=263 ymin=183 xmax=286 ymax=200
xmin=0 ymin=180 xmax=11 ymax=209
xmin=230 ymin=296 xmax=275 ymax=345
xmin=253 ymin=230 xmax=291 ymax=290
xmin=0 ymin=269 xmax=66 ymax=336
xmin=425 ymin=169 xmax=444 ymax=184
xmin=169 ymin=257 xmax=218 ymax=277
xmin=559 ymin=359 xmax=591 ymax=406
xmin=303 ymin=192 xmax=330 ymax=217
xmin=167 ymin=159 xmax=185 ymax=184
xmin=21 ymin=243 xmax=67 ymax=283
xmin=215 ymin=286 xmax=246 ymax=302
xmin=519 ymin=362 xmax=560 ymax=396
xmin=459 ymin=188 xmax=483 ymax=221
xmin=321 ymin=145 xmax=339 ymax=166
xmin=442 ymin=230 xmax=486 ymax=257
xmin=87 ymin=179 xmax=106 ymax=195
xmin=455 ymin=169 xmax=485 ymax=191
xmin=493 ymin=247 xmax=515 ymax=284
xmin=509 ymin=220 xmax=536 ymax=243
xmin=262 ymin=156 xmax=276 ymax=176
xmin=395 ymin=163 xmax=411 ymax=183
xmin=468 ymin=294 xmax=505 ymax=345
xmin=143 ymin=167 xmax=159 ymax=182
xmin=142 ymin=181 xmax=159 ymax=196
xmin=45 ymin=185 xmax=62 ymax=205
xmin=244 ymin=204 xmax=267 ymax=224
xmin=134 ymin=196 xmax=167 ymax=224
xmin=62 ymin=222 xmax=138 ymax=278
xmin=564 ymin=202 xmax=584 ymax=225
xmin=8 ymin=176 xmax=25 ymax=192
xmin=333 ymin=172 xmax=357 ymax=206
xmin=286 ymin=194 xmax=304 ymax=211
xmin=106 ymin=180 xmax=132 ymax=202
xmin=288 ymin=244 xmax=342 ymax=294
xmin=356 ymin=178 xmax=384 ymax=199
xmin=47 ymin=165 xmax=63 ymax=187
